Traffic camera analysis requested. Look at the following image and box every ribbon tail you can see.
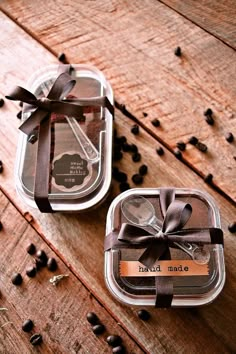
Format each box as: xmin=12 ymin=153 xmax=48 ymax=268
xmin=155 ymin=247 xmax=173 ymax=308
xmin=139 ymin=241 xmax=167 ymax=269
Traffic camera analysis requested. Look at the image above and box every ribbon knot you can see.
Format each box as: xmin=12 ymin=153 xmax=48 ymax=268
xmin=36 ymin=97 xmax=52 ymax=110
xmin=154 ymin=230 xmax=167 ymax=242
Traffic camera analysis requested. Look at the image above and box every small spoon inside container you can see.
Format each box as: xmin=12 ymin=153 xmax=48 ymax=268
xmin=121 ymin=196 xmax=210 ymax=264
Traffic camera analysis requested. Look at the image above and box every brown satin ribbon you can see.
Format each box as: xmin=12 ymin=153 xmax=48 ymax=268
xmin=6 ymin=65 xmax=114 ymax=212
xmin=104 ymin=188 xmax=223 ymax=307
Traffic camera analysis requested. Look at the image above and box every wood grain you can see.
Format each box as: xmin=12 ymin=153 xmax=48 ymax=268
xmin=0 ymin=12 xmax=236 ymax=353
xmin=0 ymin=190 xmax=143 ymax=354
xmin=1 ymin=0 xmax=236 ymax=201
xmin=160 ymin=0 xmax=236 ymax=49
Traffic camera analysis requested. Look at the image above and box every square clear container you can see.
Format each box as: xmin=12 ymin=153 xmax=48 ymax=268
xmin=15 ymin=64 xmax=113 ymax=212
xmin=105 ymin=188 xmax=225 ymax=307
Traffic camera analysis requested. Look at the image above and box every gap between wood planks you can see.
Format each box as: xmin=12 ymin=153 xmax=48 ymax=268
xmin=0 ymin=186 xmax=146 ymax=354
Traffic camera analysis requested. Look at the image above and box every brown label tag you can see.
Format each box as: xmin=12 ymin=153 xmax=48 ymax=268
xmin=120 ymin=260 xmax=209 ymax=277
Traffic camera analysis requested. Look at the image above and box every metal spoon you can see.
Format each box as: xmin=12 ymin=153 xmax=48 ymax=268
xmin=121 ymin=196 xmax=210 ymax=264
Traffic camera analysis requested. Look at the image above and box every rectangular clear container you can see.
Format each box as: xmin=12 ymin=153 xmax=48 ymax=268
xmin=105 ymin=188 xmax=225 ymax=307
xmin=15 ymin=64 xmax=113 ymax=212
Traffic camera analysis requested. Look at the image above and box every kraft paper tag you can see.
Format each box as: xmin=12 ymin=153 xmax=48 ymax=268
xmin=120 ymin=260 xmax=209 ymax=277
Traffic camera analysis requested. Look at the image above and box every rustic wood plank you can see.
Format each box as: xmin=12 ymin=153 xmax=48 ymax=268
xmin=0 ymin=12 xmax=236 ymax=354
xmin=0 ymin=190 xmax=143 ymax=354
xmin=160 ymin=0 xmax=236 ymax=49
xmin=1 ymin=1 xmax=236 ymax=201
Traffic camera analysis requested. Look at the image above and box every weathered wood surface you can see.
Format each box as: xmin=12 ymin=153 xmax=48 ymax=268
xmin=0 ymin=191 xmax=143 ymax=354
xmin=1 ymin=0 xmax=236 ymax=202
xmin=0 ymin=11 xmax=236 ymax=354
xmin=161 ymin=0 xmax=236 ymax=49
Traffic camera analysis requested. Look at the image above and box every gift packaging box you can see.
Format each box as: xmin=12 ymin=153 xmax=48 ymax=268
xmin=8 ymin=64 xmax=114 ymax=212
xmin=104 ymin=188 xmax=225 ymax=307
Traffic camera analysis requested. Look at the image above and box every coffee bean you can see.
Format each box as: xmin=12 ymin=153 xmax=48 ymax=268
xmin=0 ymin=98 xmax=4 ymax=107
xmin=86 ymin=312 xmax=99 ymax=325
xmin=174 ymin=149 xmax=182 ymax=160
xmin=204 ymin=108 xmax=213 ymax=117
xmin=35 ymin=258 xmax=43 ymax=270
xmin=130 ymin=144 xmax=138 ymax=153
xmin=12 ymin=273 xmax=23 ymax=286
xmin=22 ymin=319 xmax=34 ymax=332
xmin=107 ymin=335 xmax=122 ymax=347
xmin=114 ymin=150 xmax=123 ymax=161
xmin=228 ymin=222 xmax=236 ymax=233
xmin=58 ymin=52 xmax=66 ymax=62
xmin=188 ymin=136 xmax=198 ymax=145
xmin=131 ymin=124 xmax=139 ymax=135
xmin=114 ymin=172 xmax=127 ymax=183
xmin=92 ymin=324 xmax=105 ymax=335
xmin=19 ymin=101 xmax=23 ymax=107
xmin=112 ymin=346 xmax=125 ymax=354
xmin=205 ymin=115 xmax=214 ymax=125
xmin=204 ymin=173 xmax=213 ymax=184
xmin=137 ymin=309 xmax=150 ymax=321
xmin=139 ymin=164 xmax=148 ymax=176
xmin=27 ymin=134 xmax=37 ymax=144
xmin=16 ymin=111 xmax=22 ymax=119
xmin=132 ymin=152 xmax=141 ymax=162
xmin=156 ymin=146 xmax=164 ymax=156
xmin=0 ymin=165 xmax=3 ymax=173
xmin=174 ymin=46 xmax=182 ymax=57
xmin=151 ymin=119 xmax=160 ymax=127
xmin=36 ymin=250 xmax=48 ymax=262
xmin=26 ymin=266 xmax=37 ymax=278
xmin=0 ymin=221 xmax=3 ymax=231
xmin=132 ymin=174 xmax=143 ymax=185
xmin=225 ymin=132 xmax=234 ymax=143
xmin=118 ymin=136 xmax=127 ymax=144
xmin=47 ymin=258 xmax=58 ymax=272
xmin=30 ymin=333 xmax=42 ymax=346
xmin=0 ymin=160 xmax=2 ymax=166
xmin=143 ymin=112 xmax=148 ymax=117
xmin=122 ymin=143 xmax=131 ymax=152
xmin=119 ymin=182 xmax=130 ymax=192
xmin=176 ymin=141 xmax=186 ymax=151
xmin=196 ymin=142 xmax=208 ymax=152
xmin=26 ymin=243 xmax=36 ymax=255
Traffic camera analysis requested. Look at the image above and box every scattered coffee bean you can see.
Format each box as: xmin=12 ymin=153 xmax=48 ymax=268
xmin=113 ymin=128 xmax=117 ymax=138
xmin=47 ymin=258 xmax=58 ymax=272
xmin=11 ymin=273 xmax=23 ymax=286
xmin=122 ymin=142 xmax=131 ymax=152
xmin=112 ymin=345 xmax=125 ymax=354
xmin=114 ymin=172 xmax=127 ymax=183
xmin=35 ymin=258 xmax=43 ymax=271
xmin=139 ymin=164 xmax=148 ymax=175
xmin=30 ymin=333 xmax=43 ymax=346
xmin=204 ymin=108 xmax=213 ymax=117
xmin=151 ymin=119 xmax=160 ymax=127
xmin=228 ymin=222 xmax=236 ymax=233
xmin=26 ymin=243 xmax=36 ymax=255
xmin=225 ymin=132 xmax=234 ymax=143
xmin=107 ymin=335 xmax=122 ymax=347
xmin=26 ymin=266 xmax=37 ymax=278
xmin=132 ymin=152 xmax=141 ymax=162
xmin=174 ymin=149 xmax=182 ymax=160
xmin=119 ymin=182 xmax=130 ymax=192
xmin=92 ymin=324 xmax=105 ymax=335
xmin=131 ymin=124 xmax=139 ymax=135
xmin=0 ymin=165 xmax=3 ymax=173
xmin=204 ymin=173 xmax=213 ymax=184
xmin=22 ymin=319 xmax=34 ymax=332
xmin=114 ymin=150 xmax=123 ymax=161
xmin=86 ymin=312 xmax=99 ymax=325
xmin=156 ymin=146 xmax=164 ymax=156
xmin=0 ymin=221 xmax=3 ymax=231
xmin=36 ymin=250 xmax=48 ymax=262
xmin=137 ymin=309 xmax=150 ymax=321
xmin=188 ymin=136 xmax=198 ymax=145
xmin=132 ymin=174 xmax=143 ymax=185
xmin=196 ymin=142 xmax=207 ymax=152
xmin=174 ymin=46 xmax=182 ymax=57
xmin=176 ymin=141 xmax=186 ymax=151
xmin=119 ymin=136 xmax=127 ymax=144
xmin=58 ymin=52 xmax=66 ymax=62
xmin=0 ymin=98 xmax=4 ymax=107
xmin=205 ymin=115 xmax=214 ymax=125
xmin=27 ymin=134 xmax=37 ymax=144
xmin=130 ymin=144 xmax=138 ymax=153
xmin=16 ymin=111 xmax=22 ymax=119
xmin=143 ymin=112 xmax=148 ymax=117
xmin=19 ymin=101 xmax=23 ymax=107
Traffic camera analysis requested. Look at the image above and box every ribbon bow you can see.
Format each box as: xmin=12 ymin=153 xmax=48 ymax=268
xmin=104 ymin=189 xmax=223 ymax=307
xmin=6 ymin=66 xmax=114 ymax=212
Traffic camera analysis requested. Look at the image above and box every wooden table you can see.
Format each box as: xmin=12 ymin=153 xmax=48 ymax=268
xmin=0 ymin=1 xmax=235 ymax=353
